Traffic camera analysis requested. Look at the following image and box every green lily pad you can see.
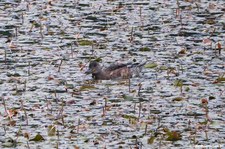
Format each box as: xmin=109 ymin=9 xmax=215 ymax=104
xmin=29 ymin=133 xmax=45 ymax=142
xmin=78 ymin=39 xmax=93 ymax=46
xmin=122 ymin=94 xmax=134 ymax=101
xmin=172 ymin=97 xmax=184 ymax=101
xmin=185 ymin=87 xmax=190 ymax=92
xmin=122 ymin=114 xmax=138 ymax=120
xmin=166 ymin=131 xmax=182 ymax=141
xmin=147 ymin=136 xmax=155 ymax=144
xmin=174 ymin=80 xmax=183 ymax=87
xmin=48 ymin=125 xmax=56 ymax=136
xmin=159 ymin=65 xmax=168 ymax=70
xmin=144 ymin=63 xmax=158 ymax=69
xmin=139 ymin=47 xmax=151 ymax=51
xmin=79 ymin=85 xmax=96 ymax=91
xmin=216 ymin=77 xmax=225 ymax=83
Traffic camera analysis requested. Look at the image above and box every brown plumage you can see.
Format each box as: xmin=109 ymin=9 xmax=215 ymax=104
xmin=85 ymin=60 xmax=147 ymax=80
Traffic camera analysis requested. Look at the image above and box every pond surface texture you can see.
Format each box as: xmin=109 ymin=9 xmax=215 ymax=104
xmin=0 ymin=0 xmax=224 ymax=148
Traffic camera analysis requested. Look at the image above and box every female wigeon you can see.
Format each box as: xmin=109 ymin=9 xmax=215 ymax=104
xmin=85 ymin=60 xmax=147 ymax=80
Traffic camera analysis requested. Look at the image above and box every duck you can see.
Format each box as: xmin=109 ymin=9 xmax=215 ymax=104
xmin=85 ymin=60 xmax=147 ymax=80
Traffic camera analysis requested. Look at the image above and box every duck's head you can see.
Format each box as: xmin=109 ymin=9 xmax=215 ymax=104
xmin=85 ymin=61 xmax=102 ymax=74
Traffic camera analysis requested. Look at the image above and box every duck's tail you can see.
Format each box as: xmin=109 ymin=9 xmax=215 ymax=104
xmin=129 ymin=60 xmax=148 ymax=68
xmin=137 ymin=60 xmax=148 ymax=67
xmin=128 ymin=60 xmax=149 ymax=77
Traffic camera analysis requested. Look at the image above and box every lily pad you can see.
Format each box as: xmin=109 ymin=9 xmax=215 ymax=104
xmin=78 ymin=39 xmax=93 ymax=46
xmin=144 ymin=63 xmax=158 ymax=69
xmin=147 ymin=136 xmax=155 ymax=144
xmin=139 ymin=47 xmax=151 ymax=51
xmin=172 ymin=97 xmax=184 ymax=101
xmin=174 ymin=80 xmax=183 ymax=87
xmin=29 ymin=133 xmax=45 ymax=142
xmin=164 ymin=129 xmax=182 ymax=141
xmin=48 ymin=125 xmax=56 ymax=136
xmin=79 ymin=85 xmax=96 ymax=91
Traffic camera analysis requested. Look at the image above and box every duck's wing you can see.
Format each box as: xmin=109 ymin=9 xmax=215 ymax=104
xmin=105 ymin=62 xmax=132 ymax=71
xmin=106 ymin=61 xmax=148 ymax=70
